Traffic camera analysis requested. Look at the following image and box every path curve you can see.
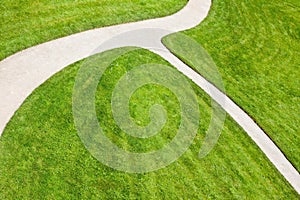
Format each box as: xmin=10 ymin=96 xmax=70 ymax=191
xmin=0 ymin=0 xmax=299 ymax=194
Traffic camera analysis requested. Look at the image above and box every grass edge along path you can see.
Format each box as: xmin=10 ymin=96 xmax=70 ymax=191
xmin=163 ymin=0 xmax=300 ymax=172
xmin=0 ymin=48 xmax=298 ymax=199
xmin=0 ymin=0 xmax=187 ymax=61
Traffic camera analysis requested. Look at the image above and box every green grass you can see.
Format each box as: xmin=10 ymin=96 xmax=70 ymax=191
xmin=0 ymin=48 xmax=298 ymax=199
xmin=0 ymin=0 xmax=187 ymax=60
xmin=164 ymin=0 xmax=300 ymax=171
xmin=1 ymin=0 xmax=299 ymax=198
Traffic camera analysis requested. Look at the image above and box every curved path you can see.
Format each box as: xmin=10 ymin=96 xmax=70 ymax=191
xmin=0 ymin=0 xmax=299 ymax=194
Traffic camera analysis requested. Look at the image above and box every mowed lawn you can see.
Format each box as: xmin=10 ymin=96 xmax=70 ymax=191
xmin=0 ymin=48 xmax=298 ymax=199
xmin=164 ymin=0 xmax=300 ymax=171
xmin=0 ymin=0 xmax=187 ymax=60
xmin=0 ymin=0 xmax=299 ymax=199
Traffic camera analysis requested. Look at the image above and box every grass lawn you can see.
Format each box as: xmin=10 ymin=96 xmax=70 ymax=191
xmin=0 ymin=0 xmax=187 ymax=60
xmin=0 ymin=0 xmax=299 ymax=199
xmin=0 ymin=48 xmax=298 ymax=199
xmin=164 ymin=0 xmax=300 ymax=171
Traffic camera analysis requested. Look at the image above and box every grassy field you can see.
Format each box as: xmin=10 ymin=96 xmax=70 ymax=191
xmin=0 ymin=0 xmax=299 ymax=198
xmin=0 ymin=0 xmax=187 ymax=60
xmin=0 ymin=48 xmax=298 ymax=199
xmin=164 ymin=0 xmax=300 ymax=171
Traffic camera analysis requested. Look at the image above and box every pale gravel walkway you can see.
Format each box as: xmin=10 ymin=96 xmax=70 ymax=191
xmin=0 ymin=0 xmax=299 ymax=194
